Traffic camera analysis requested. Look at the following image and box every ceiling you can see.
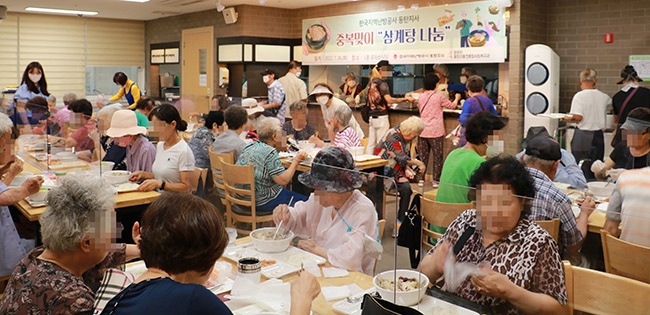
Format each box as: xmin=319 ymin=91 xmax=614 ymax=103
xmin=1 ymin=0 xmax=357 ymax=21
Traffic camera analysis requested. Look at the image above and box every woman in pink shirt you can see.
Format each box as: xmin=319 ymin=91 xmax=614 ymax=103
xmin=418 ymin=73 xmax=460 ymax=186
xmin=51 ymin=99 xmax=96 ymax=153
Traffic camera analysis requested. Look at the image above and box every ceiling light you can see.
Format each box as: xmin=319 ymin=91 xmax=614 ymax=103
xmin=122 ymin=0 xmax=150 ymax=2
xmin=216 ymin=0 xmax=225 ymax=12
xmin=397 ymin=5 xmax=405 ymax=12
xmin=25 ymin=7 xmax=98 ymax=16
xmin=411 ymin=4 xmax=419 ymax=10
xmin=259 ymin=0 xmax=267 ymax=5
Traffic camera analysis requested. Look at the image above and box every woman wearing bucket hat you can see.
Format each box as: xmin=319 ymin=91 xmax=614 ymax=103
xmin=611 ymin=65 xmax=650 ymax=147
xmin=273 ymin=147 xmax=379 ymax=275
xmin=106 ymin=110 xmax=156 ymax=173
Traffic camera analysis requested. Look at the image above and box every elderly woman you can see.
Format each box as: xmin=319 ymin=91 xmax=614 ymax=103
xmin=376 ymin=116 xmax=425 ymax=222
xmin=100 ymin=193 xmax=320 ymax=315
xmin=311 ymin=84 xmax=364 ymax=140
xmin=84 ymin=104 xmax=126 ymax=168
xmin=437 ymin=111 xmax=506 ymax=204
xmin=130 ymin=104 xmax=195 ymax=192
xmin=0 ymin=175 xmax=139 ymax=314
xmin=592 ymin=107 xmax=650 ymax=180
xmin=0 ymin=113 xmax=44 ymax=278
xmin=338 ymin=72 xmax=362 ymax=103
xmin=188 ymin=110 xmax=224 ymax=169
xmin=274 ymin=147 xmax=379 ymax=275
xmin=310 ymin=104 xmax=360 ymax=149
xmin=106 ymin=110 xmax=156 ymax=173
xmin=421 ymin=155 xmax=567 ymax=315
xmin=134 ymin=97 xmax=155 ymax=128
xmin=418 ymin=72 xmax=461 ymax=187
xmin=282 ymin=101 xmax=315 ymax=141
xmin=237 ymin=117 xmax=308 ymax=212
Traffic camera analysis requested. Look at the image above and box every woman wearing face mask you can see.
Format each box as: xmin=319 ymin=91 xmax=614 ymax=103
xmin=109 ymin=72 xmax=142 ymax=109
xmin=338 ymin=72 xmax=362 ymax=104
xmin=311 ymin=83 xmax=364 ymax=140
xmin=107 ymin=110 xmax=156 ymax=173
xmin=188 ymin=110 xmax=224 ymax=169
xmin=11 ymin=62 xmax=50 ymax=126
xmin=437 ymin=111 xmax=506 ymax=204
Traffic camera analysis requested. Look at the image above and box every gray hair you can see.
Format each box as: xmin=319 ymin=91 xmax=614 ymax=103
xmin=289 ymin=101 xmax=308 ymax=114
xmin=0 ymin=113 xmax=13 ymax=137
xmin=333 ymin=105 xmax=352 ymax=127
xmin=98 ymin=104 xmax=123 ymax=121
xmin=257 ymin=117 xmax=282 ymax=143
xmin=400 ymin=116 xmax=425 ymax=135
xmin=63 ymin=92 xmax=77 ymax=106
xmin=523 ymin=154 xmax=556 ymax=173
xmin=48 ymin=95 xmax=56 ymax=103
xmin=40 ymin=175 xmax=115 ymax=252
xmin=579 ymin=68 xmax=597 ymax=82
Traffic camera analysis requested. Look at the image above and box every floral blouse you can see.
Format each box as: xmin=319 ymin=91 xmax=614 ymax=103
xmin=431 ymin=209 xmax=567 ymax=315
xmin=188 ymin=126 xmax=215 ymax=169
xmin=0 ymin=246 xmax=126 ymax=315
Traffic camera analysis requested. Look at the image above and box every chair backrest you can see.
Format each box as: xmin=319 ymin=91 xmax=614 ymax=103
xmin=188 ymin=167 xmax=208 ymax=193
xmin=378 ymin=219 xmax=386 ymax=241
xmin=220 ymin=159 xmax=255 ymax=207
xmin=360 ymin=137 xmax=368 ymax=151
xmin=421 ymin=197 xmax=474 ymax=251
xmin=601 ymin=230 xmax=650 ymax=284
xmin=563 ymin=260 xmax=650 ymax=314
xmin=208 ymin=148 xmax=234 ymax=191
xmin=535 ymin=218 xmax=560 ymax=243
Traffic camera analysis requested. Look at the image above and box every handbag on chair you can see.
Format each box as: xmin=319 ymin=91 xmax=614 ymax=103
xmin=360 ymin=293 xmax=424 ymax=315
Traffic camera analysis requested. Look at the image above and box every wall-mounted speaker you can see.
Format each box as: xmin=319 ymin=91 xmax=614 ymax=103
xmin=0 ymin=6 xmax=7 ymax=21
xmin=222 ymin=7 xmax=238 ymax=25
xmin=524 ymin=44 xmax=560 ymax=137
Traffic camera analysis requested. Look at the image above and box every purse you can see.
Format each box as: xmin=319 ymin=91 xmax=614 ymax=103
xmin=397 ymin=193 xmax=422 ymax=268
xmin=611 ymin=87 xmax=638 ymax=147
xmin=360 ymin=293 xmax=424 ymax=315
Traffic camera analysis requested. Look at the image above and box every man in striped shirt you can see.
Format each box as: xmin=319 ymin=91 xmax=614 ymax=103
xmin=605 ymin=167 xmax=650 ymax=247
xmin=260 ymin=69 xmax=287 ymax=123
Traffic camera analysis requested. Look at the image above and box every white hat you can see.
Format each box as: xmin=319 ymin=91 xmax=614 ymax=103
xmin=241 ymin=98 xmax=264 ymax=116
xmin=309 ymin=85 xmax=333 ymax=96
xmin=106 ymin=110 xmax=148 ymax=138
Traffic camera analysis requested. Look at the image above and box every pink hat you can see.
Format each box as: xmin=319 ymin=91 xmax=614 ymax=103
xmin=106 ymin=110 xmax=148 ymax=137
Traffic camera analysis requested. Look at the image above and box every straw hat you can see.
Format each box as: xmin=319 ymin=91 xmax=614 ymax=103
xmin=106 ymin=110 xmax=147 ymax=138
xmin=241 ymin=98 xmax=264 ymax=116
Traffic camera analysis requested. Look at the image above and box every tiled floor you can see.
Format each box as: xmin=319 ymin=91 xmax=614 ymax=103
xmin=375 ymin=183 xmax=436 ymax=274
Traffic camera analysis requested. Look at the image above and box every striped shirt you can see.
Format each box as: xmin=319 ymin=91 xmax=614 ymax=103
xmin=333 ymin=126 xmax=361 ymax=149
xmin=526 ymin=167 xmax=583 ymax=251
xmin=606 ymin=167 xmax=650 ymax=247
xmin=236 ymin=141 xmax=286 ymax=206
xmin=267 ymin=80 xmax=287 ymax=124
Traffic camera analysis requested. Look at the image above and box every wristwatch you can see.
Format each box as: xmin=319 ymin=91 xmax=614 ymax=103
xmin=160 ymin=180 xmax=166 ymax=191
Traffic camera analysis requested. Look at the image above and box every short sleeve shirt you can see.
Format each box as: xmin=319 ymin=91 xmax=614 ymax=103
xmin=152 ymin=140 xmax=196 ymax=184
xmin=70 ymin=122 xmax=96 ymax=152
xmin=236 ymin=141 xmax=286 ymax=206
xmin=432 ymin=209 xmax=567 ymax=315
xmin=134 ymin=111 xmax=149 ymax=128
xmin=436 ymin=148 xmax=485 ymax=203
xmin=569 ymin=89 xmax=611 ymax=131
xmin=267 ymin=80 xmax=287 ymax=124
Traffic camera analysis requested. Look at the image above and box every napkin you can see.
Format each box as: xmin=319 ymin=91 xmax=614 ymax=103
xmin=227 ymin=279 xmax=291 ymax=312
xmin=321 ymin=285 xmax=352 ymax=302
xmin=303 ymin=261 xmax=322 ymax=277
xmin=322 ymin=267 xmax=349 ymax=278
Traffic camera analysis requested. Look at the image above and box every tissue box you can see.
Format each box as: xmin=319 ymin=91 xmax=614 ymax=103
xmin=160 ymin=75 xmax=174 ymax=87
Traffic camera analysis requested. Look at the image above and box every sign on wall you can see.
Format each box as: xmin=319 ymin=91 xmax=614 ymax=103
xmin=151 ymin=47 xmax=180 ymax=64
xmin=629 ymin=55 xmax=650 ymax=80
xmin=301 ymin=0 xmax=506 ymax=65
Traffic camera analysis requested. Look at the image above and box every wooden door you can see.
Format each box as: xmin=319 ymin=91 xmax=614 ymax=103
xmin=181 ymin=26 xmax=214 ymax=120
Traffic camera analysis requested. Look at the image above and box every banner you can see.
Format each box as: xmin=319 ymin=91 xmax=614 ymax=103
xmin=301 ymin=0 xmax=506 ymax=65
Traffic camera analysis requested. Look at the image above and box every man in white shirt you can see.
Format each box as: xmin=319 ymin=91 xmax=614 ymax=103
xmin=278 ymin=60 xmax=308 ymax=121
xmin=564 ymin=68 xmax=612 ymax=162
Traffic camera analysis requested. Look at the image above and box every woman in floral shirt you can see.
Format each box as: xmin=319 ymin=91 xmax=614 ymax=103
xmin=188 ymin=111 xmax=224 ymax=169
xmin=0 ymin=175 xmax=139 ymax=315
xmin=421 ymin=155 xmax=567 ymax=315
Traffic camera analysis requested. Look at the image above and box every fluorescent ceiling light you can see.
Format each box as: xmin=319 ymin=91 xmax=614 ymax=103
xmin=25 ymin=7 xmax=98 ymax=15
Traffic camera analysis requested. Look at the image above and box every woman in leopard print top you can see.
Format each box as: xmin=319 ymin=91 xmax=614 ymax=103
xmin=421 ymin=155 xmax=567 ymax=315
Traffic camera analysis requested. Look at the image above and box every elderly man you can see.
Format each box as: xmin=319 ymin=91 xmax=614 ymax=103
xmin=516 ymin=126 xmax=588 ymax=190
xmin=278 ymin=60 xmax=307 ymax=121
xmin=236 ymin=117 xmax=308 ymax=212
xmin=604 ymin=167 xmax=650 ymax=247
xmin=522 ymin=136 xmax=595 ymax=257
xmin=0 ymin=175 xmax=139 ymax=314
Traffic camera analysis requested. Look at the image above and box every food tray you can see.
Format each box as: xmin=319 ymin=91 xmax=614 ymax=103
xmin=223 ymin=243 xmax=326 ymax=278
xmin=538 ymin=113 xmax=571 ymax=119
xmin=125 ymin=261 xmax=234 ymax=295
xmin=332 ymin=288 xmax=479 ymax=315
xmin=352 ymin=154 xmax=381 ymax=162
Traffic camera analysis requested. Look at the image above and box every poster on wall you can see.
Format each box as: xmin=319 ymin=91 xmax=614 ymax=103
xmin=629 ymin=55 xmax=650 ymax=80
xmin=301 ymin=0 xmax=506 ymax=65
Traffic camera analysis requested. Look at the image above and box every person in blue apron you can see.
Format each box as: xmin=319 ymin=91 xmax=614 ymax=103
xmin=110 ymin=72 xmax=142 ymax=109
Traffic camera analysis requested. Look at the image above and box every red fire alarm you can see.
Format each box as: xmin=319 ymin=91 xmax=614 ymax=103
xmin=604 ymin=33 xmax=614 ymax=43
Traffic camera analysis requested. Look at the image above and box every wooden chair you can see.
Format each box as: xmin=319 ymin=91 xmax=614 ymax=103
xmin=189 ymin=167 xmax=208 ymax=194
xmin=563 ymin=260 xmax=650 ymax=314
xmin=360 ymin=137 xmax=368 ymax=152
xmin=601 ymin=230 xmax=650 ymax=284
xmin=208 ymin=148 xmax=234 ymax=198
xmin=220 ymin=159 xmax=273 ymax=235
xmin=373 ymin=219 xmax=387 ymax=275
xmin=421 ymin=198 xmax=474 ymax=251
xmin=535 ymin=218 xmax=560 ymax=243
